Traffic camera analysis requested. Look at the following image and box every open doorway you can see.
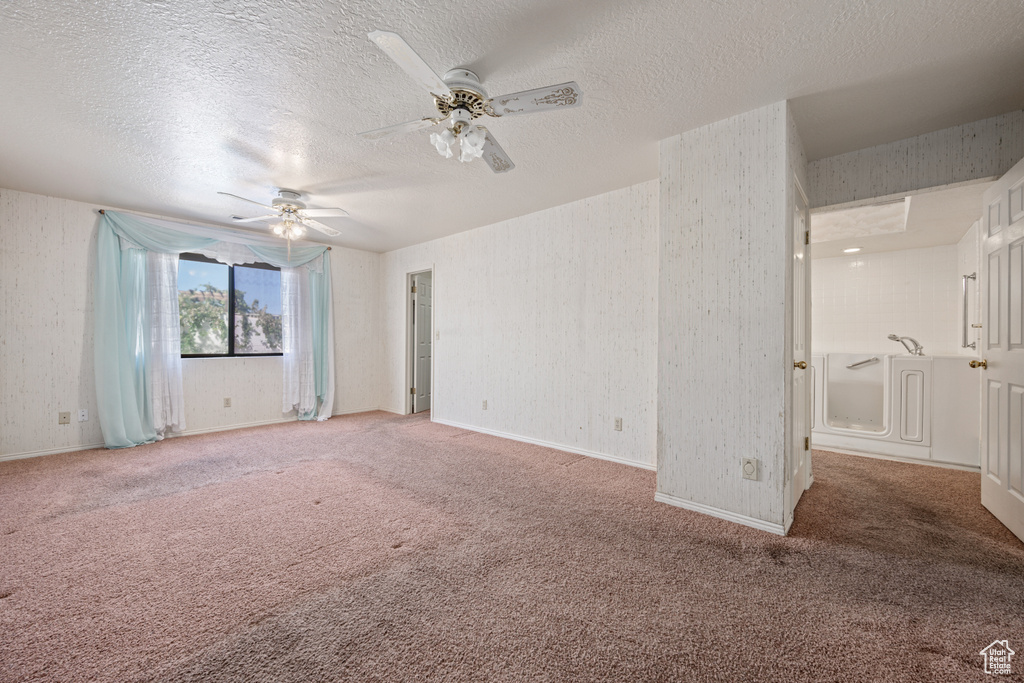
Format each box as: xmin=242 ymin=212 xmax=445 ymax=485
xmin=407 ymin=269 xmax=433 ymax=415
xmin=807 ymin=180 xmax=992 ymax=470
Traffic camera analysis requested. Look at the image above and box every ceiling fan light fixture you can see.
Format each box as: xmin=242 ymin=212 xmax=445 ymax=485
xmin=458 ymin=125 xmax=486 ymax=163
xmin=219 ymin=191 xmax=345 ymax=239
xmin=360 ymin=31 xmax=580 ymax=174
xmin=271 ymin=219 xmax=306 ymax=240
xmin=430 ymin=129 xmax=457 ymax=159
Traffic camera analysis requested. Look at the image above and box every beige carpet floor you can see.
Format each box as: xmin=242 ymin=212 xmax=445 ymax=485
xmin=1 ymin=410 xmax=1022 ymax=682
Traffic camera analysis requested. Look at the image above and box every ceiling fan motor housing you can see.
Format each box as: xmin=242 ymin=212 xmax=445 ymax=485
xmin=434 ymin=69 xmax=489 ymax=119
xmin=272 ymin=189 xmax=306 ymax=212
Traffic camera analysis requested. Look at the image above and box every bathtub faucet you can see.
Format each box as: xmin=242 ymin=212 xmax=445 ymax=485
xmin=888 ymin=334 xmax=924 ymax=356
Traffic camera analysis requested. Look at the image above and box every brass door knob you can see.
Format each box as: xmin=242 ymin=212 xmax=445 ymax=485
xmin=969 ymin=359 xmax=988 ymax=369
xmin=794 ymin=361 xmax=807 ymax=369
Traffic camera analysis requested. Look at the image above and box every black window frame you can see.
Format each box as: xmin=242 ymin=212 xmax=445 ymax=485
xmin=178 ymin=252 xmax=284 ymax=359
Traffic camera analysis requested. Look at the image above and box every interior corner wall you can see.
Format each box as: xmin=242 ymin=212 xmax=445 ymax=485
xmin=808 ymin=110 xmax=1024 ymax=209
xmin=330 ymin=247 xmax=383 ymax=415
xmin=0 ymin=187 xmax=382 ymax=459
xmin=657 ymin=101 xmax=793 ymax=530
xmin=379 ymin=181 xmax=659 ymax=469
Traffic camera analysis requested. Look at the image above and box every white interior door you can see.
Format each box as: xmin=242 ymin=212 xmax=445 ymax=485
xmin=791 ymin=184 xmax=812 ymax=511
xmin=980 ymin=156 xmax=1024 ymax=543
xmin=413 ymin=272 xmax=432 ymax=413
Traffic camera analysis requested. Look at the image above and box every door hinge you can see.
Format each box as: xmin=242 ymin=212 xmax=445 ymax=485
xmin=410 ymin=387 xmax=416 ymax=395
xmin=411 ymin=285 xmax=417 ymax=293
xmin=804 ymin=230 xmax=810 ymax=246
xmin=804 ymin=436 xmax=810 ymax=451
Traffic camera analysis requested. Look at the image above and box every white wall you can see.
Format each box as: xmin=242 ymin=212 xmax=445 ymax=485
xmin=1 ymin=189 xmax=105 ymax=456
xmin=657 ymin=101 xmax=801 ymax=532
xmin=380 ymin=181 xmax=659 ymax=469
xmin=330 ymin=247 xmax=383 ymax=414
xmin=811 ymin=245 xmax=960 ymax=355
xmin=0 ymin=187 xmax=381 ymax=459
xmin=809 ymin=110 xmax=1024 ymax=209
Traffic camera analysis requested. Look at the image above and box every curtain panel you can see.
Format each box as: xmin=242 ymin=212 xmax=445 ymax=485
xmin=94 ymin=211 xmax=334 ymax=449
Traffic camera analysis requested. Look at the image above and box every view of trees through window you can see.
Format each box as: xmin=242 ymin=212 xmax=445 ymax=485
xmin=177 ymin=255 xmax=283 ymax=356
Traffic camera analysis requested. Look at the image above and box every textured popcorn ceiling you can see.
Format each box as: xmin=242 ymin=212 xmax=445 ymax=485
xmin=1 ymin=0 xmax=1023 ymax=252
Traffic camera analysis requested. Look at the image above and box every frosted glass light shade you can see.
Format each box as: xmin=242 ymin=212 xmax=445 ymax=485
xmin=429 ymin=129 xmax=457 ymax=159
xmin=458 ymin=126 xmax=486 ymax=163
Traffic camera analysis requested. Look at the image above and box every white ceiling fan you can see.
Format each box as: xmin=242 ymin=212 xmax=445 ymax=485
xmin=217 ymin=189 xmax=347 ymax=240
xmin=358 ymin=31 xmax=583 ymax=173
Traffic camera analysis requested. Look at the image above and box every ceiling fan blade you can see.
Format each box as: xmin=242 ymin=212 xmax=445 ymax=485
xmin=299 ymin=208 xmax=349 ymax=218
xmin=217 ymin=191 xmax=276 ymax=211
xmin=301 ymin=218 xmax=341 ymax=237
xmin=368 ymin=31 xmax=453 ymax=98
xmin=480 ymin=129 xmax=515 ymax=174
xmin=358 ymin=117 xmax=443 ymax=141
xmin=489 ymin=81 xmax=582 ymax=117
xmin=231 ymin=214 xmax=280 ymax=223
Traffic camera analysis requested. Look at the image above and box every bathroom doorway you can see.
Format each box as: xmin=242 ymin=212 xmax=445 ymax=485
xmin=807 ymin=180 xmax=992 ymax=470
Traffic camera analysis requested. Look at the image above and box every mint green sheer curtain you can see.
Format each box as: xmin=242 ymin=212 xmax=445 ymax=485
xmin=95 ymin=211 xmax=331 ymax=449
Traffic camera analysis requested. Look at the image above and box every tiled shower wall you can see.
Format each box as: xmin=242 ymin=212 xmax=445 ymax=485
xmin=811 ymin=245 xmax=960 ymax=355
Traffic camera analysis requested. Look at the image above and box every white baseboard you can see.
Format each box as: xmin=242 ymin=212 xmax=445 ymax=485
xmin=0 ymin=442 xmax=107 ymax=462
xmin=431 ymin=418 xmax=656 ymax=471
xmin=0 ymin=409 xmax=385 ymax=463
xmin=814 ymin=446 xmax=981 ymax=472
xmin=174 ymin=416 xmax=297 ymax=438
xmin=179 ymin=406 xmax=396 ymax=437
xmin=332 ymin=406 xmax=387 ymax=417
xmin=373 ymin=406 xmax=405 ymax=416
xmin=654 ymin=491 xmax=787 ymax=536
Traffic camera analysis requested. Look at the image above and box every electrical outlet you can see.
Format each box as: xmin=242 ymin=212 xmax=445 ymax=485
xmin=614 ymin=417 xmax=623 ymax=431
xmin=224 ymin=398 xmax=232 ymax=408
xmin=78 ymin=409 xmax=88 ymax=422
xmin=58 ymin=411 xmax=71 ymax=425
xmin=482 ymin=400 xmax=487 ymax=410
xmin=742 ymin=458 xmax=759 ymax=481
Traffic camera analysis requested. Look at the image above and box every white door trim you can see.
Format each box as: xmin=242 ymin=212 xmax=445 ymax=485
xmin=787 ymin=175 xmax=813 ymax=529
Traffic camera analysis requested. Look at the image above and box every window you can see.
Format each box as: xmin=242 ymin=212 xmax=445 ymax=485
xmin=177 ymin=253 xmax=283 ymax=357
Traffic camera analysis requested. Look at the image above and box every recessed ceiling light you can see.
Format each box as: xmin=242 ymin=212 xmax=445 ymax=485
xmin=843 ymin=247 xmax=862 ymax=253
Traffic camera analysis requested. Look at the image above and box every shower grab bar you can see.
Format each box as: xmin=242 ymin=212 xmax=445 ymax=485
xmin=846 ymin=357 xmax=879 ymax=369
xmin=962 ymin=272 xmax=977 ymax=349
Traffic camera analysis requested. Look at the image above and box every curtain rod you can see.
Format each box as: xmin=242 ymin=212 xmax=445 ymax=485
xmin=96 ymin=210 xmax=331 ymax=250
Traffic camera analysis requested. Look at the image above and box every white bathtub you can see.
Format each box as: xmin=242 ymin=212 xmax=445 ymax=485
xmin=811 ymin=353 xmax=980 ymax=467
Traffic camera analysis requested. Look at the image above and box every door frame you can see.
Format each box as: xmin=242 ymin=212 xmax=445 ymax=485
xmin=795 ymin=176 xmax=813 ymax=491
xmin=786 ymin=175 xmax=813 ymax=529
xmin=405 ymin=267 xmax=434 ymax=415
